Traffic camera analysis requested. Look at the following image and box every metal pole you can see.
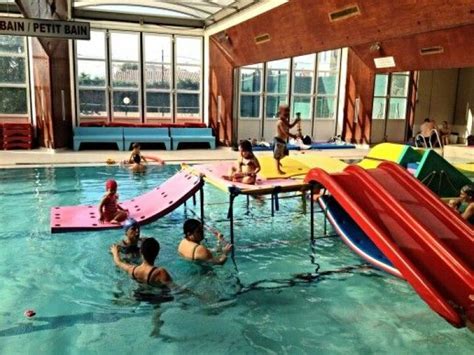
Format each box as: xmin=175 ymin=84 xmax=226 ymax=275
xmin=192 ymin=194 xmax=196 ymax=206
xmin=271 ymin=193 xmax=275 ymax=217
xmin=310 ymin=185 xmax=314 ymax=243
xmin=246 ymin=195 xmax=250 ymax=215
xmin=200 ymin=185 xmax=204 ymax=229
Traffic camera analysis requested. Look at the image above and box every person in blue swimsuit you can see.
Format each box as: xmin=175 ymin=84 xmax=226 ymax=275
xmin=111 ymin=237 xmax=172 ymax=286
xmin=177 ymin=219 xmax=232 ymax=265
xmin=448 ymin=184 xmax=474 ymax=225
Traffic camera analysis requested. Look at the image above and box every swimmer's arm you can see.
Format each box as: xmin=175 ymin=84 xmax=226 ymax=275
xmin=156 ymin=268 xmax=172 ymax=284
xmin=141 ymin=154 xmax=147 ymax=163
xmin=195 ymin=244 xmax=232 ymax=265
xmin=110 ymin=245 xmax=134 ymax=274
xmin=98 ymin=195 xmax=108 ymax=221
xmin=253 ymin=158 xmax=261 ymax=174
xmin=289 ymin=118 xmax=300 ymax=128
xmin=448 ymin=197 xmax=462 ymax=209
xmin=462 ymin=204 xmax=474 ymax=221
xmin=128 ymin=152 xmax=134 ymax=163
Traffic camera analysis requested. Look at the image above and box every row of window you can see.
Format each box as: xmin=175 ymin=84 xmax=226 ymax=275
xmin=77 ymin=30 xmax=203 ymax=123
xmin=238 ymin=49 xmax=342 ymax=120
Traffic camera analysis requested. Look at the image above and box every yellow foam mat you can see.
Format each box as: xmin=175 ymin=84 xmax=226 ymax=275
xmin=358 ymin=159 xmax=383 ymax=169
xmin=455 ymin=163 xmax=474 ymax=176
xmin=257 ymin=154 xmax=347 ymax=179
xmin=365 ymin=143 xmax=407 ymax=161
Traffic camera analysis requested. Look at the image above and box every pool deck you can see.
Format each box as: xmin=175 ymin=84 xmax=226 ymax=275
xmin=0 ymin=144 xmax=471 ymax=168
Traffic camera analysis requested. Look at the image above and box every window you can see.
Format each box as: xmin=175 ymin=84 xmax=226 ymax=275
xmin=110 ymin=32 xmax=141 ymax=121
xmin=175 ymin=36 xmax=202 ymax=122
xmin=144 ymin=34 xmax=172 ymax=122
xmin=0 ymin=35 xmax=29 ymax=118
xmin=265 ymin=59 xmax=290 ymax=118
xmin=238 ymin=49 xmax=342 ymax=124
xmin=372 ymin=72 xmax=410 ymax=120
xmin=315 ymin=50 xmax=340 ymax=119
xmin=77 ymin=30 xmax=107 ymax=120
xmin=292 ymin=54 xmax=315 ymax=119
xmin=239 ymin=64 xmax=263 ymax=118
xmin=75 ymin=31 xmax=203 ymax=124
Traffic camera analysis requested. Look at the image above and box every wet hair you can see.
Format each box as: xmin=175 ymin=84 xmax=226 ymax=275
xmin=424 ymin=118 xmax=430 ymax=122
xmin=461 ymin=184 xmax=474 ymax=198
xmin=132 ymin=143 xmax=141 ymax=149
xmin=183 ymin=218 xmax=202 ymax=237
xmin=239 ymin=139 xmax=253 ymax=153
xmin=140 ymin=238 xmax=160 ymax=264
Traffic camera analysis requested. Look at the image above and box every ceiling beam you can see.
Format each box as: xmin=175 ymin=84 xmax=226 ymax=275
xmin=73 ymin=8 xmax=205 ymax=28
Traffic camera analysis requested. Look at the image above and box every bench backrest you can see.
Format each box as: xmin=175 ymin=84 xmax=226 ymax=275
xmin=74 ymin=127 xmax=123 ymax=136
xmin=123 ymin=127 xmax=169 ymax=136
xmin=170 ymin=128 xmax=212 ymax=136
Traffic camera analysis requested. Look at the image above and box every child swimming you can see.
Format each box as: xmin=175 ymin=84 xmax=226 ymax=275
xmin=223 ymin=140 xmax=261 ymax=184
xmin=118 ymin=218 xmax=144 ymax=256
xmin=126 ymin=143 xmax=147 ymax=173
xmin=99 ymin=179 xmax=128 ymax=224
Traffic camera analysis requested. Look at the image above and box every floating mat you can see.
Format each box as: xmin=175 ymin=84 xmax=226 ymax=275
xmin=252 ymin=142 xmax=355 ymax=152
xmin=188 ymin=162 xmax=307 ymax=195
xmin=257 ymin=154 xmax=347 ymax=180
xmin=50 ymin=169 xmax=203 ymax=233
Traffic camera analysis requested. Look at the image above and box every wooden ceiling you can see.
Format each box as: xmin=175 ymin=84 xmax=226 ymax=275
xmin=212 ymin=0 xmax=474 ymax=69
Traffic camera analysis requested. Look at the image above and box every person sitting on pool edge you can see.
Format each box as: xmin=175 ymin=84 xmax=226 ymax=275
xmin=448 ymin=184 xmax=474 ymax=225
xmin=111 ymin=237 xmax=172 ymax=286
xmin=223 ymin=140 xmax=261 ymax=185
xmin=99 ymin=179 xmax=128 ymax=224
xmin=178 ymin=219 xmax=232 ymax=265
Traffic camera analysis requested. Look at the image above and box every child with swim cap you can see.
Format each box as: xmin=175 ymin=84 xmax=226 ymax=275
xmin=99 ymin=179 xmax=128 ymax=224
xmin=118 ymin=218 xmax=144 ymax=257
xmin=223 ymin=140 xmax=261 ymax=184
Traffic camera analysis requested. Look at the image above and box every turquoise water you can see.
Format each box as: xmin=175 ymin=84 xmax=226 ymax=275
xmin=0 ymin=165 xmax=472 ymax=354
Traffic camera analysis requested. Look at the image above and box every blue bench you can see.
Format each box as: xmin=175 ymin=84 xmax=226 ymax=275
xmin=73 ymin=127 xmax=124 ymax=151
xmin=123 ymin=128 xmax=171 ymax=150
xmin=170 ymin=128 xmax=216 ymax=150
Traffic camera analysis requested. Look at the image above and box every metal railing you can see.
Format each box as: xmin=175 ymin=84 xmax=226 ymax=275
xmin=415 ymin=129 xmax=444 ymax=156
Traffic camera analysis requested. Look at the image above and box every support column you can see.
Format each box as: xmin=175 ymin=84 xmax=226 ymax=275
xmin=16 ymin=0 xmax=74 ymax=149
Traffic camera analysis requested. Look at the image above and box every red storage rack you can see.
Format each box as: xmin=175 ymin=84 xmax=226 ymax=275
xmin=2 ymin=123 xmax=33 ymax=150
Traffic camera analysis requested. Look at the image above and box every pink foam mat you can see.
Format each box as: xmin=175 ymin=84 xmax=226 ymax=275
xmin=51 ymin=170 xmax=202 ymax=233
xmin=191 ymin=163 xmax=304 ymax=192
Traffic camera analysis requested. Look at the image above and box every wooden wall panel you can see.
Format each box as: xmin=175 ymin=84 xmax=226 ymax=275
xmin=352 ymin=24 xmax=474 ymax=72
xmin=16 ymin=0 xmax=73 ymax=148
xmin=343 ymin=49 xmax=375 ymax=144
xmin=209 ymin=39 xmax=235 ymax=146
xmin=214 ymin=0 xmax=474 ymax=67
xmin=32 ymin=38 xmax=54 ymax=148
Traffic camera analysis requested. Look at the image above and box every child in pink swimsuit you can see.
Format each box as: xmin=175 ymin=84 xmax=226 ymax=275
xmin=99 ymin=179 xmax=128 ymax=224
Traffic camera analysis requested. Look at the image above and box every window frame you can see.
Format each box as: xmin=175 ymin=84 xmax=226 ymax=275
xmin=314 ymin=50 xmax=342 ymax=120
xmin=238 ymin=64 xmax=263 ymax=120
xmin=372 ymin=72 xmax=410 ymax=121
xmin=0 ymin=35 xmax=30 ymax=119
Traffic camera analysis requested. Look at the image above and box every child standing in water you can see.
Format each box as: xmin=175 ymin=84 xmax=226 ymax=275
xmin=274 ymin=104 xmax=301 ymax=174
xmin=224 ymin=140 xmax=261 ymax=184
xmin=99 ymin=179 xmax=128 ymax=224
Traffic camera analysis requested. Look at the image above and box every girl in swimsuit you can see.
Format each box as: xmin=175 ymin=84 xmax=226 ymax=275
xmin=177 ymin=219 xmax=232 ymax=265
xmin=99 ymin=179 xmax=128 ymax=224
xmin=223 ymin=140 xmax=261 ymax=185
xmin=111 ymin=237 xmax=172 ymax=286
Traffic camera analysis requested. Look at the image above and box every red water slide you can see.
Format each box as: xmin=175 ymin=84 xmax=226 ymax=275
xmin=304 ymin=162 xmax=473 ymax=327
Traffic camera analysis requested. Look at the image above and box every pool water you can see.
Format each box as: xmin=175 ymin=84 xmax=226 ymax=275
xmin=0 ymin=165 xmax=472 ymax=354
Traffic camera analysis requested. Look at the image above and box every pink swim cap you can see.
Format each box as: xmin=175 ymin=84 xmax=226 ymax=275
xmin=105 ymin=179 xmax=117 ymax=191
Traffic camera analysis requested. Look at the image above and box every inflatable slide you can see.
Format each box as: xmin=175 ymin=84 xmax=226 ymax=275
xmin=305 ymin=162 xmax=473 ymax=328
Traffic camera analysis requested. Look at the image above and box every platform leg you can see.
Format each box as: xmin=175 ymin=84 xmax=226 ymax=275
xmin=271 ymin=193 xmax=275 ymax=217
xmin=310 ymin=185 xmax=315 ymax=243
xmin=200 ymin=186 xmax=204 ymax=230
xmin=246 ymin=195 xmax=250 ymax=215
